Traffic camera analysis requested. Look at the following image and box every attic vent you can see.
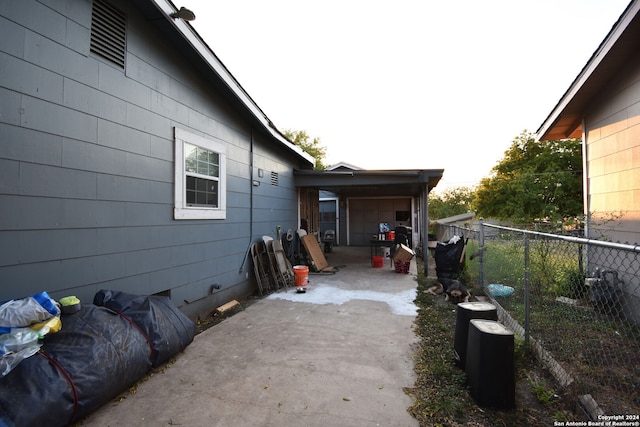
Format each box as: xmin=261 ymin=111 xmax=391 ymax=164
xmin=270 ymin=172 xmax=279 ymax=186
xmin=90 ymin=0 xmax=126 ymax=68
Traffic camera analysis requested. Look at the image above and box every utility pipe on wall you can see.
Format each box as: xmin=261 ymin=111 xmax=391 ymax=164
xmin=239 ymin=130 xmax=255 ymax=274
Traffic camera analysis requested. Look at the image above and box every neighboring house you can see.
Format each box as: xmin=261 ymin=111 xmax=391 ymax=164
xmin=536 ymin=0 xmax=640 ymax=322
xmin=0 ymin=0 xmax=314 ymax=320
xmin=431 ymin=212 xmax=476 ymax=242
xmin=537 ymin=0 xmax=640 ymax=245
xmin=325 ymin=162 xmax=362 ymax=172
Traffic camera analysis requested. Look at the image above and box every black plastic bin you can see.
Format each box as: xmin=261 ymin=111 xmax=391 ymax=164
xmin=434 ymin=237 xmax=465 ymax=279
xmin=466 ymin=319 xmax=515 ymax=408
xmin=453 ymin=301 xmax=498 ymax=367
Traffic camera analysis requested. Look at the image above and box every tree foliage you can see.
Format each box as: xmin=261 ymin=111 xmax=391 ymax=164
xmin=283 ymin=129 xmax=327 ymax=170
xmin=428 ymin=186 xmax=475 ymax=220
xmin=474 ymin=131 xmax=583 ymax=224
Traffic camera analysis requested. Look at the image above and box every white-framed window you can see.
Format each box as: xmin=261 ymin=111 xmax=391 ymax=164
xmin=174 ymin=128 xmax=226 ymax=220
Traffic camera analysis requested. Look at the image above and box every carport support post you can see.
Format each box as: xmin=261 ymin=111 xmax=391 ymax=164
xmin=422 ymin=183 xmax=429 ymax=276
xmin=479 ymin=218 xmax=485 ymax=290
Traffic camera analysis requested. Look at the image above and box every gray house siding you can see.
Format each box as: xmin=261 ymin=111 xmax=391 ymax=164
xmin=0 ymin=0 xmax=305 ymax=319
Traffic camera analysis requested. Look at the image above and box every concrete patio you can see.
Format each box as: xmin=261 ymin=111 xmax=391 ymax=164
xmin=83 ymin=246 xmax=421 ymax=426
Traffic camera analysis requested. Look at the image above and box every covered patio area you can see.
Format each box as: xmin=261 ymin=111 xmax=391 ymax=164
xmin=295 ymin=167 xmax=443 ymax=263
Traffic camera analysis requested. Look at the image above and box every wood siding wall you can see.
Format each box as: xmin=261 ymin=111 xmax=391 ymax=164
xmin=299 ymin=187 xmax=319 ymax=234
xmin=584 ymin=53 xmax=640 ymax=321
xmin=0 ymin=0 xmax=302 ymax=319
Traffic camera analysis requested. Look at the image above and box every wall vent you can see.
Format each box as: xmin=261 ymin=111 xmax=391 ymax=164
xmin=90 ymin=0 xmax=127 ymax=69
xmin=270 ymin=172 xmax=279 ymax=186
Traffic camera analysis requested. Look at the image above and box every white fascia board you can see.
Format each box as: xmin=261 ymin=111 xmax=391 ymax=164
xmin=536 ymin=1 xmax=640 ymax=140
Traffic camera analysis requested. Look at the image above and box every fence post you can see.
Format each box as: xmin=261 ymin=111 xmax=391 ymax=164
xmin=479 ymin=218 xmax=485 ymax=291
xmin=578 ymin=243 xmax=584 ymax=279
xmin=523 ymin=233 xmax=530 ymax=347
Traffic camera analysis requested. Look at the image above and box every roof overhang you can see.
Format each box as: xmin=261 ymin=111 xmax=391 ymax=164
xmin=432 ymin=212 xmax=476 ymax=225
xmin=132 ymin=0 xmax=314 ymax=167
xmin=294 ymin=169 xmax=444 ymax=198
xmin=536 ymin=0 xmax=640 ymax=141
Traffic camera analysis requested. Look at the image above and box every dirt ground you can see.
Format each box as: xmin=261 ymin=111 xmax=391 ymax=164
xmin=431 ymin=291 xmax=572 ymax=426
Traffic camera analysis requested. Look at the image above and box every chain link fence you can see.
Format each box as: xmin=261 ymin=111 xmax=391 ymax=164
xmin=436 ymin=222 xmax=640 ymax=415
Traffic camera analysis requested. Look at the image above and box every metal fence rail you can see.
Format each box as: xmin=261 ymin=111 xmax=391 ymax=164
xmin=438 ymin=221 xmax=640 ymax=415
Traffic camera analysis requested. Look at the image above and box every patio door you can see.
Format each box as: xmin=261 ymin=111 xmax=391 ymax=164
xmin=319 ymin=198 xmax=338 ymax=242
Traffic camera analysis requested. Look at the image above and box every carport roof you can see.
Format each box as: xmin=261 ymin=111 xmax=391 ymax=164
xmin=293 ymin=169 xmax=444 ymax=198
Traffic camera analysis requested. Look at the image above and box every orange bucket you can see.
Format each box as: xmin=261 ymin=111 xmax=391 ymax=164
xmin=372 ymin=256 xmax=384 ymax=268
xmin=293 ymin=265 xmax=309 ymax=287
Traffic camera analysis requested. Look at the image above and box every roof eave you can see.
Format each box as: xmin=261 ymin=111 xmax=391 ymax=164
xmin=147 ymin=0 xmax=314 ymax=166
xmin=293 ymin=169 xmax=444 ymax=197
xmin=536 ymin=0 xmax=640 ymax=141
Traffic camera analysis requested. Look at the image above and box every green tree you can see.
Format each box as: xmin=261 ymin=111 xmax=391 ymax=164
xmin=474 ymin=130 xmax=583 ymax=225
xmin=428 ymin=186 xmax=475 ymax=220
xmin=283 ymin=129 xmax=327 ymax=170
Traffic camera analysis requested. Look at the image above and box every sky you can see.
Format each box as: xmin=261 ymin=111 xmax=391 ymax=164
xmin=177 ymin=0 xmax=630 ymax=192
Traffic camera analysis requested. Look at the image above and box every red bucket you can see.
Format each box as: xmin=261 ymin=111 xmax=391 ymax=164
xmin=372 ymin=256 xmax=384 ymax=268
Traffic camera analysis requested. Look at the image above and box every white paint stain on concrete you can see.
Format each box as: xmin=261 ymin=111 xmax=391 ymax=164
xmin=267 ymin=284 xmax=417 ymax=316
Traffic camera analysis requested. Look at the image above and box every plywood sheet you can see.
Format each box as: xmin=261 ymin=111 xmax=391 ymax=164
xmin=301 ymin=234 xmax=332 ymax=272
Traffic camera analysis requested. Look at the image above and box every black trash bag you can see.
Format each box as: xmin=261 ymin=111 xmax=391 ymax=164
xmin=434 ymin=237 xmax=466 ymax=280
xmin=93 ymin=290 xmax=196 ymax=367
xmin=0 ymin=305 xmax=152 ymax=427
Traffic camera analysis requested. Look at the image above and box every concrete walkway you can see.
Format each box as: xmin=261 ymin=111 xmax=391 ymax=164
xmin=84 ymin=246 xmax=420 ymax=426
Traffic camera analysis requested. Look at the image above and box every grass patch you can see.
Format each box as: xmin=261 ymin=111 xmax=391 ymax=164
xmin=407 ymin=265 xmax=573 ymax=426
xmin=406 ymin=273 xmax=490 ymax=426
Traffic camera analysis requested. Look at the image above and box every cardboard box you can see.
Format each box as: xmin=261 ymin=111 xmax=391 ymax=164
xmin=393 ymin=244 xmax=414 ymax=261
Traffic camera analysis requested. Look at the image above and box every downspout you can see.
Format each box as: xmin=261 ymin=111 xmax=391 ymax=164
xmin=581 ymin=119 xmax=589 ymax=239
xmin=250 ymin=130 xmax=255 ymax=241
xmin=581 ymin=119 xmax=590 ymax=276
xmin=239 ymin=130 xmax=255 ymax=274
